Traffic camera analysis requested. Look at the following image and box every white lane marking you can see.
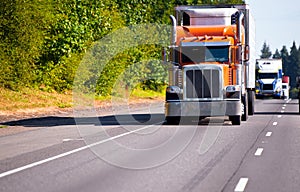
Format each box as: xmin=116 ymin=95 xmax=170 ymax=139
xmin=278 ymin=115 xmax=282 ymax=118
xmin=266 ymin=132 xmax=272 ymax=137
xmin=62 ymin=138 xmax=84 ymax=142
xmin=254 ymin=148 xmax=264 ymax=156
xmin=234 ymin=177 xmax=249 ymax=192
xmin=282 ymin=107 xmax=285 ymax=110
xmin=273 ymin=122 xmax=278 ymax=126
xmin=281 ymin=110 xmax=284 ymax=113
xmin=283 ymin=104 xmax=287 ymax=107
xmin=0 ymin=122 xmax=163 ymax=179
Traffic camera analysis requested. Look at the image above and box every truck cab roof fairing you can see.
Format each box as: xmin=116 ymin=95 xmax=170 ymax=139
xmin=181 ymin=41 xmax=232 ymax=47
xmin=179 ymin=8 xmax=239 ymax=26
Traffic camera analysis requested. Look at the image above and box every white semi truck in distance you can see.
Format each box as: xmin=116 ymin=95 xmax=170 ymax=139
xmin=255 ymin=59 xmax=283 ymax=98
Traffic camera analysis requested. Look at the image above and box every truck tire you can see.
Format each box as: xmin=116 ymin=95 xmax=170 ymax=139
xmin=242 ymin=93 xmax=248 ymax=121
xmin=165 ymin=116 xmax=180 ymax=125
xmin=230 ymin=115 xmax=241 ymax=125
xmin=248 ymin=90 xmax=255 ymax=115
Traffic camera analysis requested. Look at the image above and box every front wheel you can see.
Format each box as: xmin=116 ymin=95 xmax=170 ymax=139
xmin=230 ymin=115 xmax=241 ymax=125
xmin=165 ymin=116 xmax=180 ymax=125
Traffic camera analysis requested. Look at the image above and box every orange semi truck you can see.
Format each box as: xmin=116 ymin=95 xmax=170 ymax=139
xmin=164 ymin=4 xmax=255 ymax=125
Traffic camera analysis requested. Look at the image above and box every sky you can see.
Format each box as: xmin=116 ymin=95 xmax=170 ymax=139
xmin=247 ymin=0 xmax=300 ymax=58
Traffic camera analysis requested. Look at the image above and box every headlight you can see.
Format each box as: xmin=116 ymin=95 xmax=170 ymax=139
xmin=276 ymin=87 xmax=281 ymax=93
xmin=225 ymin=85 xmax=240 ymax=93
xmin=166 ymin=86 xmax=182 ymax=94
xmin=225 ymin=85 xmax=241 ymax=99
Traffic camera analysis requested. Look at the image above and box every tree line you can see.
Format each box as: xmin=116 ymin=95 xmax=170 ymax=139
xmin=260 ymin=41 xmax=300 ymax=89
xmin=0 ymin=0 xmax=243 ymax=95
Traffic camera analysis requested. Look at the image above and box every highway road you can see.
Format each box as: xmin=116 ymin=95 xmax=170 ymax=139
xmin=0 ymin=98 xmax=300 ymax=192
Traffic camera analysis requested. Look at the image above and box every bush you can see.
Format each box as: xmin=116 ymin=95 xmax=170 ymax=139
xmin=0 ymin=0 xmax=53 ymax=89
xmin=290 ymin=88 xmax=299 ymax=99
xmin=0 ymin=0 xmax=244 ymax=94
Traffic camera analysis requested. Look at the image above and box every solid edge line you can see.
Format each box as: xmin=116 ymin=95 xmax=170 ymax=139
xmin=234 ymin=177 xmax=249 ymax=192
xmin=0 ymin=122 xmax=163 ymax=178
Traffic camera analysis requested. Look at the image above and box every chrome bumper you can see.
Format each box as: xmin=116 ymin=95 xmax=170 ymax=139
xmin=165 ymin=100 xmax=241 ymax=117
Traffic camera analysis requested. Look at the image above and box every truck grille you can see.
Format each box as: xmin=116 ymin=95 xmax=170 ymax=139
xmin=263 ymin=84 xmax=273 ymax=90
xmin=185 ymin=69 xmax=220 ymax=99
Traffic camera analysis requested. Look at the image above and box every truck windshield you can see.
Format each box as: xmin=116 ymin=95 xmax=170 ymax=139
xmin=181 ymin=46 xmax=229 ymax=63
xmin=258 ymin=73 xmax=277 ymax=79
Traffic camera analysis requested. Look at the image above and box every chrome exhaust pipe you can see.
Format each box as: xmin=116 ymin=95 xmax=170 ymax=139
xmin=170 ymin=15 xmax=177 ymax=46
xmin=236 ymin=12 xmax=244 ymax=44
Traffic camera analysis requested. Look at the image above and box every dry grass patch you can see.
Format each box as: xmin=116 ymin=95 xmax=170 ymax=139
xmin=0 ymin=88 xmax=73 ymax=112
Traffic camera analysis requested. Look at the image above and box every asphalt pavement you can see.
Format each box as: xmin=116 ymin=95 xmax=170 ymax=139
xmin=0 ymin=98 xmax=299 ymax=192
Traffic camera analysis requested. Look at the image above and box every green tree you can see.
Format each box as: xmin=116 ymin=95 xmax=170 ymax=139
xmin=0 ymin=0 xmax=53 ymax=90
xmin=280 ymin=45 xmax=289 ymax=76
xmin=272 ymin=49 xmax=281 ymax=59
xmin=38 ymin=0 xmax=124 ymax=91
xmin=288 ymin=41 xmax=299 ymax=88
xmin=297 ymin=46 xmax=300 ymax=87
xmin=260 ymin=42 xmax=272 ymax=59
xmin=0 ymin=0 xmax=247 ymax=94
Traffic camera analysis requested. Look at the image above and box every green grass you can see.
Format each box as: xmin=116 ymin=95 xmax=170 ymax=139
xmin=0 ymin=87 xmax=73 ymax=112
xmin=0 ymin=86 xmax=165 ymax=113
xmin=0 ymin=125 xmax=8 ymax=129
xmin=130 ymin=87 xmax=165 ymax=100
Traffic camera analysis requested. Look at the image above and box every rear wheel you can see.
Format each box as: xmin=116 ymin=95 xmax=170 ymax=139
xmin=242 ymin=93 xmax=248 ymax=121
xmin=248 ymin=90 xmax=255 ymax=115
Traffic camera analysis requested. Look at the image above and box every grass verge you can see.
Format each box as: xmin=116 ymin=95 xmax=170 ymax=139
xmin=0 ymin=87 xmax=165 ymax=113
xmin=0 ymin=87 xmax=73 ymax=112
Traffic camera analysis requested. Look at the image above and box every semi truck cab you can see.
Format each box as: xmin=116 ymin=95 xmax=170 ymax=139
xmin=165 ymin=5 xmax=256 ymax=125
xmin=255 ymin=59 xmax=283 ymax=98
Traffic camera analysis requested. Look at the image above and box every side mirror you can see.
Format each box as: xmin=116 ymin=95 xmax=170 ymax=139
xmin=237 ymin=45 xmax=250 ymax=63
xmin=236 ymin=46 xmax=242 ymax=63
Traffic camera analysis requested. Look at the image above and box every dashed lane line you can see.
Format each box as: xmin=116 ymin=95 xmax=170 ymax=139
xmin=265 ymin=132 xmax=272 ymax=137
xmin=234 ymin=177 xmax=249 ymax=192
xmin=234 ymin=102 xmax=283 ymax=192
xmin=254 ymin=148 xmax=264 ymax=156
